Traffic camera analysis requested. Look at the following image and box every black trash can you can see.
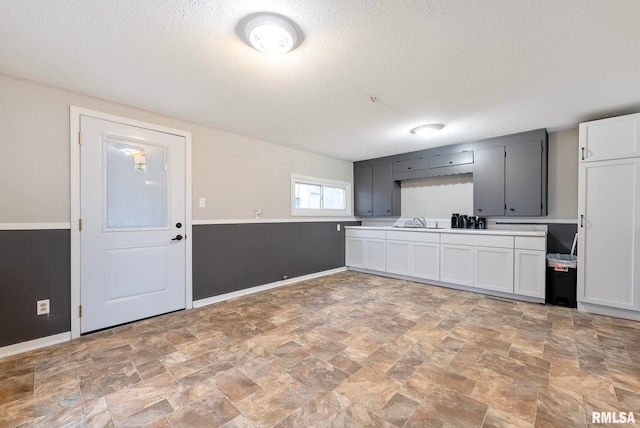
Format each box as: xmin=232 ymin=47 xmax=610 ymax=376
xmin=546 ymin=254 xmax=577 ymax=307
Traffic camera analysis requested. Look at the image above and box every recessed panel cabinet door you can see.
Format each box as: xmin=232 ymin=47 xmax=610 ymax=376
xmin=473 ymin=146 xmax=505 ymax=216
xmin=474 ymin=246 xmax=514 ymax=293
xmin=440 ymin=244 xmax=473 ymax=286
xmin=505 ymin=141 xmax=543 ymax=216
xmin=386 ymin=241 xmax=410 ymax=275
xmin=354 ymin=167 xmax=373 ymax=216
xmin=412 ymin=242 xmax=439 ymax=281
xmin=372 ymin=164 xmax=394 ymax=216
xmin=578 ymin=158 xmax=640 ymax=310
xmin=580 ymin=113 xmax=640 ymax=162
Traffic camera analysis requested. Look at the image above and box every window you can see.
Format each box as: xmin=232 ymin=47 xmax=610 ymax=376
xmin=291 ymin=174 xmax=352 ymax=216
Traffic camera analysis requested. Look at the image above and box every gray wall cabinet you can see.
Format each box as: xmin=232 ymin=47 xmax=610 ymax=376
xmin=354 ymin=128 xmax=547 ymax=218
xmin=473 ymin=146 xmax=506 ymax=216
xmin=473 ymin=131 xmax=548 ymax=217
xmin=354 ymin=164 xmax=400 ymax=216
xmin=505 ymin=141 xmax=544 ymax=215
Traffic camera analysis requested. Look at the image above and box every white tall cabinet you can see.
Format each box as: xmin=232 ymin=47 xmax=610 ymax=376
xmin=578 ymin=113 xmax=640 ymax=319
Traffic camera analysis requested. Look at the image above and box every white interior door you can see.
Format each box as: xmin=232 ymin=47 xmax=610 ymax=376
xmin=80 ymin=115 xmax=186 ymax=333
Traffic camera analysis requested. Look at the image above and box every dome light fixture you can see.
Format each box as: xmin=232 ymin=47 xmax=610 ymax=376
xmin=243 ymin=13 xmax=299 ymax=55
xmin=410 ymin=124 xmax=444 ymax=138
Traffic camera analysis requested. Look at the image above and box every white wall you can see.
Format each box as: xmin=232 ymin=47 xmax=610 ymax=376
xmin=401 ymin=174 xmax=473 ymax=218
xmin=0 ymin=74 xmax=353 ymax=223
xmin=400 ymin=129 xmax=579 ymax=220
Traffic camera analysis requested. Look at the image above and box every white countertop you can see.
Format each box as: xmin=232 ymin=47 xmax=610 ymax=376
xmin=345 ymin=225 xmax=546 ymax=237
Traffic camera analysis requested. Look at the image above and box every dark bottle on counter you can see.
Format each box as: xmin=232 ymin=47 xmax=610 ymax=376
xmin=469 ymin=216 xmax=477 ymax=229
xmin=451 ymin=213 xmax=459 ymax=228
xmin=478 ymin=217 xmax=486 ymax=229
xmin=461 ymin=215 xmax=469 ymax=229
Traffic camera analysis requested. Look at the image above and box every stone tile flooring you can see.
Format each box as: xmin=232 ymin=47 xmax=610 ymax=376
xmin=2 ymin=271 xmax=640 ymax=427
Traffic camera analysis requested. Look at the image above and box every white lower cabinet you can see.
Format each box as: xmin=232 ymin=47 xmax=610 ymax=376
xmin=440 ymin=244 xmax=474 ymax=286
xmin=386 ymin=240 xmax=411 ymax=275
xmin=474 ymin=246 xmax=514 ymax=293
xmin=386 ymin=235 xmax=439 ymax=281
xmin=345 ymin=238 xmax=364 ymax=268
xmin=346 ymin=227 xmax=546 ymax=302
xmin=513 ymin=236 xmax=546 ymax=298
xmin=345 ymin=229 xmax=386 ymax=271
xmin=412 ymin=242 xmax=439 ymax=280
xmin=514 ymin=249 xmax=546 ymax=298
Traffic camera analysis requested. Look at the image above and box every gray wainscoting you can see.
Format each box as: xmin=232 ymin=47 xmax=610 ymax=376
xmin=546 ymin=223 xmax=578 ymax=254
xmin=192 ymin=221 xmax=359 ymax=300
xmin=0 ymin=230 xmax=71 ymax=347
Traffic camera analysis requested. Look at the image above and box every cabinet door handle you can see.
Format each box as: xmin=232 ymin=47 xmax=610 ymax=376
xmin=581 ymin=147 xmax=585 ymax=160
xmin=477 ymin=208 xmax=482 ymax=212
xmin=580 ymin=214 xmax=584 ymax=228
xmin=509 ymin=208 xmax=515 ymax=211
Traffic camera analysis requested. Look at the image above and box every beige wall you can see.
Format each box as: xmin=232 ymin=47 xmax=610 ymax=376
xmin=0 ymin=74 xmax=353 ymax=223
xmin=401 ymin=174 xmax=473 ymax=218
xmin=400 ymin=129 xmax=579 ymax=220
xmin=547 ymin=128 xmax=578 ymax=219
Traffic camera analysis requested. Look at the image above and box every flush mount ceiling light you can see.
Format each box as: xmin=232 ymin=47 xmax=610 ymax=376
xmin=243 ymin=13 xmax=299 ymax=55
xmin=410 ymin=124 xmax=444 ymax=138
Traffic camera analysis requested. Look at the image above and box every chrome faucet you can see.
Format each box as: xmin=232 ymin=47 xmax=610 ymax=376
xmin=413 ymin=217 xmax=426 ymax=228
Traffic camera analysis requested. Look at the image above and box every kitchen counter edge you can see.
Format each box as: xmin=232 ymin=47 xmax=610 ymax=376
xmin=345 ymin=226 xmax=546 ymax=237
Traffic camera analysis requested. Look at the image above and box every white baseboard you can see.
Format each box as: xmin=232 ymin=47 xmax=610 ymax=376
xmin=0 ymin=332 xmax=71 ymax=359
xmin=193 ymin=267 xmax=347 ymax=308
xmin=347 ymin=267 xmax=545 ymax=304
xmin=578 ymin=302 xmax=640 ymax=321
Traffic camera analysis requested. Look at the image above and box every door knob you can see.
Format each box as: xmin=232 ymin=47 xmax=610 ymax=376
xmin=171 ymin=235 xmax=183 ymax=241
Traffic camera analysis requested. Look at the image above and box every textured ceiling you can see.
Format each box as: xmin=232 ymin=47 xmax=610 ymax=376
xmin=1 ymin=0 xmax=639 ymax=161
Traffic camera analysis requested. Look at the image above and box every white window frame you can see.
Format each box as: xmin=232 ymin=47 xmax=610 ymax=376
xmin=291 ymin=173 xmax=352 ymax=217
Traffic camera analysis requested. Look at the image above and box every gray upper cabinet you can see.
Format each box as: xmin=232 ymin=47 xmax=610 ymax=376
xmin=356 ymin=128 xmax=547 ymax=218
xmin=354 ymin=164 xmax=400 ymax=217
xmin=429 ymin=151 xmax=474 ymax=169
xmin=505 ymin=141 xmax=543 ymax=216
xmin=473 ymin=146 xmax=505 ymax=216
xmin=354 ymin=166 xmax=373 ymax=216
xmin=473 ymin=136 xmax=547 ymax=217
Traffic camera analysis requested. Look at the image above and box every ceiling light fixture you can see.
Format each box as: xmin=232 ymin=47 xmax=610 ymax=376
xmin=410 ymin=124 xmax=444 ymax=138
xmin=243 ymin=13 xmax=299 ymax=55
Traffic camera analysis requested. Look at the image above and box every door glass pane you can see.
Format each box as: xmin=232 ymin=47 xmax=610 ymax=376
xmin=104 ymin=136 xmax=167 ymax=229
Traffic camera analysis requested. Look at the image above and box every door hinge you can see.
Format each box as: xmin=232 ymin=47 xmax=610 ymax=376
xmin=79 ymin=218 xmax=83 ymax=231
xmin=79 ymin=305 xmax=82 ymax=318
xmin=78 ymin=132 xmax=82 ymax=145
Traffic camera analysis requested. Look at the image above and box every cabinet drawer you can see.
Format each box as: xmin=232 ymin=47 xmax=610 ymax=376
xmin=429 ymin=151 xmax=474 ymax=169
xmin=345 ymin=228 xmax=386 ymax=239
xmin=515 ymin=236 xmax=546 ymax=251
xmin=392 ymin=158 xmax=429 ymax=173
xmin=441 ymin=233 xmax=513 ymax=248
xmin=386 ymin=230 xmax=440 ymax=243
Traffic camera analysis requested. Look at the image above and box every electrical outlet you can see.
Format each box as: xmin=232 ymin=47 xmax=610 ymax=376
xmin=254 ymin=209 xmax=261 ymax=220
xmin=37 ymin=299 xmax=50 ymax=315
xmin=199 ymin=198 xmax=206 ymax=208
xmin=337 ymin=224 xmax=341 ymax=231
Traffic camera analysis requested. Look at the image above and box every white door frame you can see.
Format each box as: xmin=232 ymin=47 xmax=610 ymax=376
xmin=70 ymin=106 xmax=193 ymax=339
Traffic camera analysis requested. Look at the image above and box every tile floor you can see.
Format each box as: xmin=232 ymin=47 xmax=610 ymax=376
xmin=2 ymin=271 xmax=640 ymax=427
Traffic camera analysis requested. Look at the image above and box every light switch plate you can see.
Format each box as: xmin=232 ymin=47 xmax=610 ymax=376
xmin=199 ymin=198 xmax=205 ymax=208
